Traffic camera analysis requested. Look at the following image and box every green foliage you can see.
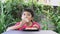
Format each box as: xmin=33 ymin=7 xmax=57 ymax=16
xmin=0 ymin=0 xmax=60 ymax=34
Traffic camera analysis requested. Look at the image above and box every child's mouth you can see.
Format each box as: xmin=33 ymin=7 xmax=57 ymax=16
xmin=22 ymin=17 xmax=29 ymax=22
xmin=25 ymin=18 xmax=29 ymax=22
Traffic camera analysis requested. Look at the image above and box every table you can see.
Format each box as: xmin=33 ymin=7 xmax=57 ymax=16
xmin=2 ymin=30 xmax=58 ymax=34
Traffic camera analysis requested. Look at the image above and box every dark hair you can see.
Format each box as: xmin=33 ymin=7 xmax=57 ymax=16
xmin=22 ymin=8 xmax=34 ymax=17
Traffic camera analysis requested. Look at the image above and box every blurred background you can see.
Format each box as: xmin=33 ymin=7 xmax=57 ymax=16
xmin=0 ymin=0 xmax=60 ymax=34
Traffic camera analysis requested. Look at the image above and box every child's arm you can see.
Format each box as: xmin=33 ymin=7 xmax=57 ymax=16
xmin=6 ymin=20 xmax=26 ymax=31
xmin=25 ymin=27 xmax=38 ymax=30
xmin=25 ymin=23 xmax=40 ymax=30
xmin=6 ymin=22 xmax=21 ymax=31
xmin=25 ymin=25 xmax=40 ymax=30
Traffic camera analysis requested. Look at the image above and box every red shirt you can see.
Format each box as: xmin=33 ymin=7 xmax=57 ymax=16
xmin=15 ymin=21 xmax=40 ymax=30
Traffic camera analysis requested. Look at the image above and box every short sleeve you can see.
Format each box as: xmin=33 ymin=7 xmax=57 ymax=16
xmin=14 ymin=22 xmax=20 ymax=26
xmin=33 ymin=22 xmax=40 ymax=29
xmin=14 ymin=22 xmax=26 ymax=30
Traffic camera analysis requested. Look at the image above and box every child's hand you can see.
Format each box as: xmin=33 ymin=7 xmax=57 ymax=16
xmin=20 ymin=18 xmax=29 ymax=25
xmin=6 ymin=27 xmax=12 ymax=31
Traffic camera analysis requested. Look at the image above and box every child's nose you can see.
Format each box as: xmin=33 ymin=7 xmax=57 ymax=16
xmin=25 ymin=16 xmax=28 ymax=18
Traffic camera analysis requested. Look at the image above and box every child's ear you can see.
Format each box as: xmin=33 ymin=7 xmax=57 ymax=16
xmin=31 ymin=17 xmax=34 ymax=22
xmin=32 ymin=17 xmax=34 ymax=20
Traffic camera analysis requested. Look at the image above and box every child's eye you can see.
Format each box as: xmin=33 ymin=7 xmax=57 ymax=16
xmin=27 ymin=14 xmax=30 ymax=16
xmin=23 ymin=14 xmax=25 ymax=15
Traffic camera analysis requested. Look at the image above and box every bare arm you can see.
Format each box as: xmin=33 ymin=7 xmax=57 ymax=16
xmin=25 ymin=25 xmax=40 ymax=30
xmin=6 ymin=20 xmax=26 ymax=31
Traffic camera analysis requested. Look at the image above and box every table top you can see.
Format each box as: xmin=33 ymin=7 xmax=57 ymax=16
xmin=2 ymin=30 xmax=58 ymax=34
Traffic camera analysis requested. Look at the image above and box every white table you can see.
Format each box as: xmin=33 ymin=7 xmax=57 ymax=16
xmin=2 ymin=30 xmax=58 ymax=34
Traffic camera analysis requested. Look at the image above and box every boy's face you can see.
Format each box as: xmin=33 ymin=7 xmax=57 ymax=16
xmin=21 ymin=11 xmax=33 ymax=22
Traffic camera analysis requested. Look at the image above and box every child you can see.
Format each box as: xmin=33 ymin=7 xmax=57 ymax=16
xmin=7 ymin=8 xmax=40 ymax=31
